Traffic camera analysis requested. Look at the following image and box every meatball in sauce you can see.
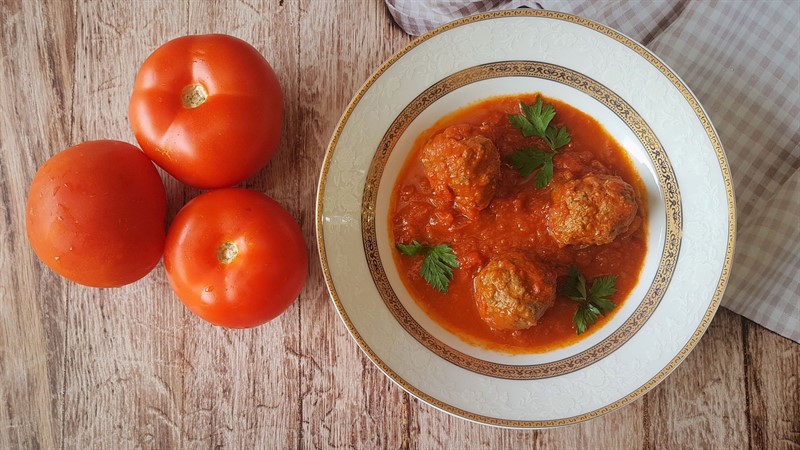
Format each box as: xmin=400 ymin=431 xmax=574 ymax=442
xmin=420 ymin=124 xmax=501 ymax=218
xmin=548 ymin=174 xmax=639 ymax=247
xmin=390 ymin=94 xmax=648 ymax=353
xmin=474 ymin=253 xmax=557 ymax=331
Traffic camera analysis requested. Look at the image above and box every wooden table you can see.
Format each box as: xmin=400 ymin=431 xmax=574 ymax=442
xmin=1 ymin=1 xmax=798 ymax=448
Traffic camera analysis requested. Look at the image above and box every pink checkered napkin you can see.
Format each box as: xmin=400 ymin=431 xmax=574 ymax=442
xmin=385 ymin=0 xmax=800 ymax=343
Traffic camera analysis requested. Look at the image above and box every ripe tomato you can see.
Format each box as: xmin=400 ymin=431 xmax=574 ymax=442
xmin=26 ymin=140 xmax=166 ymax=288
xmin=129 ymin=34 xmax=283 ymax=189
xmin=164 ymin=188 xmax=307 ymax=328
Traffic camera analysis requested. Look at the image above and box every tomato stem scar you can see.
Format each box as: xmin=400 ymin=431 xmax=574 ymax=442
xmin=216 ymin=241 xmax=238 ymax=264
xmin=181 ymin=83 xmax=208 ymax=108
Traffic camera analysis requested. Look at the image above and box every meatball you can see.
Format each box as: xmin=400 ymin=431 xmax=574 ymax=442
xmin=420 ymin=124 xmax=500 ymax=217
xmin=548 ymin=174 xmax=639 ymax=247
xmin=474 ymin=253 xmax=557 ymax=331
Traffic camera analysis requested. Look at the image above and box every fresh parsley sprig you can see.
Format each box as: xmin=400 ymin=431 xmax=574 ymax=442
xmin=509 ymin=96 xmax=571 ymax=149
xmin=560 ymin=265 xmax=617 ymax=335
xmin=507 ymin=148 xmax=555 ymax=189
xmin=396 ymin=241 xmax=458 ymax=293
xmin=507 ymin=96 xmax=571 ymax=188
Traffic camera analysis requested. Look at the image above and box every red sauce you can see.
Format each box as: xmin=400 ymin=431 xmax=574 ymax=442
xmin=389 ymin=94 xmax=648 ymax=353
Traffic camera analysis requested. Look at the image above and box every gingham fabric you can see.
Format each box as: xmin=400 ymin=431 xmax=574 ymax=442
xmin=385 ymin=0 xmax=800 ymax=342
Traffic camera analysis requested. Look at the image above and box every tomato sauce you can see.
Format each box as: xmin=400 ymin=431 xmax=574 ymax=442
xmin=390 ymin=94 xmax=648 ymax=353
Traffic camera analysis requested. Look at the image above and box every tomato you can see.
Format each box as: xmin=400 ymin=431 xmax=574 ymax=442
xmin=164 ymin=188 xmax=307 ymax=328
xmin=129 ymin=34 xmax=283 ymax=189
xmin=26 ymin=140 xmax=166 ymax=288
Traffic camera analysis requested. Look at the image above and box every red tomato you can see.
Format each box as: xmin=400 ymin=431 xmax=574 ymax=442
xmin=164 ymin=188 xmax=307 ymax=328
xmin=26 ymin=140 xmax=166 ymax=288
xmin=129 ymin=34 xmax=283 ymax=189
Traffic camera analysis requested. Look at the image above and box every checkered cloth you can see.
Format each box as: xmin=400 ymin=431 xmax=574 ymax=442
xmin=385 ymin=0 xmax=800 ymax=342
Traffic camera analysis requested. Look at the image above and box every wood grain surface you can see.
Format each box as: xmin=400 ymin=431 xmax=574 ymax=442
xmin=1 ymin=1 xmax=798 ymax=448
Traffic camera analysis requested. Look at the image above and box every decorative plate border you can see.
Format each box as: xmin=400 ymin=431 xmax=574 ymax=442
xmin=360 ymin=61 xmax=681 ymax=379
xmin=316 ymin=10 xmax=736 ymax=428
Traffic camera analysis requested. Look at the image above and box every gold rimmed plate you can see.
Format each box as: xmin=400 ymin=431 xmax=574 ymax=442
xmin=316 ymin=10 xmax=734 ymax=428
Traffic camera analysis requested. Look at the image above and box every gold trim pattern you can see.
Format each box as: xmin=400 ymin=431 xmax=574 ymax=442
xmin=316 ymin=10 xmax=736 ymax=428
xmin=361 ymin=61 xmax=681 ymax=379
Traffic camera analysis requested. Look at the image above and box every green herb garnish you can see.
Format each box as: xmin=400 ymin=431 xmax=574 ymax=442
xmin=561 ymin=265 xmax=617 ymax=335
xmin=396 ymin=241 xmax=458 ymax=293
xmin=507 ymin=96 xmax=571 ymax=187
xmin=507 ymin=148 xmax=556 ymax=189
xmin=509 ymin=96 xmax=571 ymax=149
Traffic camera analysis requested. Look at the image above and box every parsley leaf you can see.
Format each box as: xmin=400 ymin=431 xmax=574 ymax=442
xmin=573 ymin=307 xmax=590 ymax=335
xmin=588 ymin=275 xmax=617 ymax=312
xmin=545 ymin=125 xmax=571 ymax=150
xmin=508 ymin=114 xmax=537 ymax=137
xmin=507 ymin=96 xmax=571 ymax=188
xmin=395 ymin=240 xmax=426 ymax=256
xmin=512 ymin=98 xmax=556 ymax=137
xmin=508 ymin=96 xmax=571 ymax=151
xmin=506 ymin=147 xmax=555 ymax=189
xmin=562 ymin=265 xmax=586 ymax=300
xmin=560 ymin=265 xmax=618 ymax=335
xmin=536 ymin=156 xmax=555 ymax=189
xmin=396 ymin=241 xmax=458 ymax=293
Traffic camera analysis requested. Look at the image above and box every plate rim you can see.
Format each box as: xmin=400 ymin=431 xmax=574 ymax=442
xmin=315 ymin=9 xmax=736 ymax=428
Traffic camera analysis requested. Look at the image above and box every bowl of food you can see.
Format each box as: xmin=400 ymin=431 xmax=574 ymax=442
xmin=316 ymin=10 xmax=734 ymax=427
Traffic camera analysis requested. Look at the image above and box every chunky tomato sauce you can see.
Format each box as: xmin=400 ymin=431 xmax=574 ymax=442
xmin=390 ymin=94 xmax=648 ymax=353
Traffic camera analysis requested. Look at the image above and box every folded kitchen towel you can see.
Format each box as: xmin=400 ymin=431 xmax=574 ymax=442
xmin=385 ymin=0 xmax=800 ymax=342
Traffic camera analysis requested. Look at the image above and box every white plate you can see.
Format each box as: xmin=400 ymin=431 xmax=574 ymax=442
xmin=316 ymin=10 xmax=735 ymax=428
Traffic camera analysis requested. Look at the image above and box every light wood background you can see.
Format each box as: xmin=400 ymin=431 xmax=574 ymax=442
xmin=1 ymin=1 xmax=798 ymax=448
